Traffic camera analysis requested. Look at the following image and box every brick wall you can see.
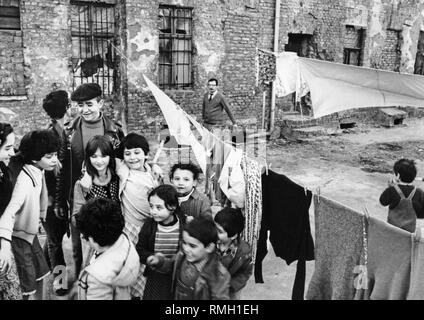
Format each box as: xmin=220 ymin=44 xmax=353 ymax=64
xmin=0 ymin=0 xmax=423 ymax=141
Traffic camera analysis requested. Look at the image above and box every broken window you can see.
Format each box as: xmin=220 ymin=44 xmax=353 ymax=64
xmin=343 ymin=25 xmax=364 ymax=66
xmin=285 ymin=33 xmax=314 ymax=58
xmin=0 ymin=0 xmax=25 ymax=96
xmin=71 ymin=1 xmax=117 ymax=95
xmin=158 ymin=5 xmax=193 ymax=90
xmin=414 ymin=31 xmax=424 ymax=75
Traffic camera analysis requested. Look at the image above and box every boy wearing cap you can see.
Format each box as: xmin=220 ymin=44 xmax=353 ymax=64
xmin=56 ymin=83 xmax=124 ymax=279
xmin=41 ymin=90 xmax=71 ymax=296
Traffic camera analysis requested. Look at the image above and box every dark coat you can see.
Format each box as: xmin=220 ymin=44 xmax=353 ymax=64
xmin=180 ymin=188 xmax=212 ymax=219
xmin=256 ymin=170 xmax=314 ymax=300
xmin=202 ymin=91 xmax=236 ymax=125
xmin=222 ymin=239 xmax=253 ymax=294
xmin=157 ymin=250 xmax=231 ymax=300
xmin=0 ymin=162 xmax=13 ymax=215
xmin=55 ymin=114 xmax=124 ymax=210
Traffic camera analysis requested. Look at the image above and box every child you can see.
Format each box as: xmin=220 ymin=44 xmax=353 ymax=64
xmin=214 ymin=207 xmax=253 ymax=300
xmin=75 ymin=197 xmax=140 ymax=300
xmin=169 ymin=163 xmax=212 ymax=221
xmin=72 ymin=135 xmax=120 ymax=278
xmin=80 ymin=132 xmax=163 ymax=299
xmin=147 ymin=216 xmax=231 ymax=300
xmin=380 ymin=158 xmax=424 ymax=232
xmin=135 ymin=185 xmax=184 ymax=300
xmin=0 ymin=130 xmax=60 ymax=299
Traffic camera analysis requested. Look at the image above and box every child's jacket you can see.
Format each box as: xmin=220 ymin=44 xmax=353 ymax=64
xmin=78 ymin=233 xmax=140 ymax=300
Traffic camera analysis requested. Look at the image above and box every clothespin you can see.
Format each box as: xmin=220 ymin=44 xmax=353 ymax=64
xmin=304 ymin=185 xmax=308 ymax=196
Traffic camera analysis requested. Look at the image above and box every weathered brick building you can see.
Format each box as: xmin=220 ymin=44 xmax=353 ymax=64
xmin=1 ymin=0 xmax=423 ymax=139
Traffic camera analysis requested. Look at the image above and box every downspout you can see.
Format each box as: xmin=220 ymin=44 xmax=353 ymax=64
xmin=269 ymin=0 xmax=280 ymax=133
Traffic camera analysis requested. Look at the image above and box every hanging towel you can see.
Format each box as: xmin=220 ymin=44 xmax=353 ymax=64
xmin=241 ymin=155 xmax=262 ymax=266
xmin=407 ymin=226 xmax=424 ymax=299
xmin=306 ymin=195 xmax=363 ymax=300
xmin=354 ymin=216 xmax=411 ymax=300
xmin=257 ymin=170 xmax=314 ymax=300
xmin=218 ymin=147 xmax=245 ymax=208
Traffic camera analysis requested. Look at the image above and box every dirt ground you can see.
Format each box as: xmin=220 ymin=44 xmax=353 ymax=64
xmin=40 ymin=117 xmax=424 ymax=300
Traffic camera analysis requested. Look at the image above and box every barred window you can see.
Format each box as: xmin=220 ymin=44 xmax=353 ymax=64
xmin=71 ymin=1 xmax=117 ymax=95
xmin=0 ymin=0 xmax=20 ymax=30
xmin=343 ymin=26 xmax=364 ymax=66
xmin=158 ymin=6 xmax=193 ymax=90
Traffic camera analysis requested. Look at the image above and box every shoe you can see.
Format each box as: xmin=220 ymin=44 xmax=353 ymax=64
xmin=54 ymin=288 xmax=69 ymax=296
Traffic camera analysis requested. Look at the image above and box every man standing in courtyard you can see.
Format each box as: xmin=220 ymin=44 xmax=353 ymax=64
xmin=201 ymin=78 xmax=237 ymax=205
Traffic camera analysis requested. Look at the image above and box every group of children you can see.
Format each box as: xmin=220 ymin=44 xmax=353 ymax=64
xmin=0 ymin=83 xmax=253 ymax=300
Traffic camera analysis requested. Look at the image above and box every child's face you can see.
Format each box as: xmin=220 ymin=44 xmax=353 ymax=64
xmin=171 ymin=169 xmax=196 ymax=196
xmin=78 ymin=97 xmax=103 ymax=122
xmin=123 ymin=147 xmax=147 ymax=170
xmin=90 ymin=148 xmax=110 ymax=174
xmin=0 ymin=132 xmax=15 ymax=166
xmin=182 ymin=231 xmax=213 ymax=263
xmin=33 ymin=152 xmax=58 ymax=171
xmin=215 ymin=223 xmax=234 ymax=245
xmin=149 ymin=194 xmax=175 ymax=224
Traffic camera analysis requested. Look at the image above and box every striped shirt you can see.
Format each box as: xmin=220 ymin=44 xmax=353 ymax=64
xmin=154 ymin=219 xmax=180 ymax=257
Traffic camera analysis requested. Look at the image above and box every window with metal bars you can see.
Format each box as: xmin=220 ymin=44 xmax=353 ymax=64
xmin=158 ymin=5 xmax=193 ymax=90
xmin=71 ymin=1 xmax=117 ymax=95
xmin=0 ymin=0 xmax=20 ymax=30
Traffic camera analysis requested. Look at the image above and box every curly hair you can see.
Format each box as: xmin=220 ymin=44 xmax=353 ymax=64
xmin=42 ymin=90 xmax=69 ymax=120
xmin=19 ymin=130 xmax=60 ymax=163
xmin=169 ymin=162 xmax=201 ymax=181
xmin=75 ymin=198 xmax=124 ymax=247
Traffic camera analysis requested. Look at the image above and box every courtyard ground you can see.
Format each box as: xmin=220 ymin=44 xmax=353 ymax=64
xmin=40 ymin=116 xmax=424 ymax=300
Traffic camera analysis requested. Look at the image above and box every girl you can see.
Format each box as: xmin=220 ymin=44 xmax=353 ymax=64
xmin=135 ymin=185 xmax=184 ymax=300
xmin=80 ymin=133 xmax=162 ymax=299
xmin=0 ymin=122 xmax=22 ymax=300
xmin=72 ymin=135 xmax=120 ymax=276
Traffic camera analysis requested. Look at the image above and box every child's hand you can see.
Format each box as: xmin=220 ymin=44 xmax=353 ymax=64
xmin=388 ymin=175 xmax=399 ymax=187
xmin=80 ymin=170 xmax=92 ymax=192
xmin=146 ymin=253 xmax=165 ymax=268
xmin=186 ymin=215 xmax=194 ymax=223
xmin=0 ymin=241 xmax=12 ymax=275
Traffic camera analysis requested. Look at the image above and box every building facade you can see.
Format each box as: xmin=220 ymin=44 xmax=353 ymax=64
xmin=1 ymin=0 xmax=423 ymax=139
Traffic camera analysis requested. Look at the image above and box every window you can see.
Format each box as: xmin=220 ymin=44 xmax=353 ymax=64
xmin=71 ymin=1 xmax=117 ymax=95
xmin=158 ymin=5 xmax=193 ymax=90
xmin=0 ymin=0 xmax=20 ymax=30
xmin=0 ymin=0 xmax=25 ymax=97
xmin=414 ymin=31 xmax=424 ymax=75
xmin=343 ymin=48 xmax=361 ymax=66
xmin=343 ymin=26 xmax=364 ymax=66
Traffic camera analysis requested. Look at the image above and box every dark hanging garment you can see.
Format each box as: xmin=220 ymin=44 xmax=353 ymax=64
xmin=80 ymin=54 xmax=104 ymax=77
xmin=255 ymin=170 xmax=314 ymax=300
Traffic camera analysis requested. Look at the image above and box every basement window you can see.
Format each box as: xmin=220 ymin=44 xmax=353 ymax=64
xmin=158 ymin=5 xmax=193 ymax=90
xmin=71 ymin=1 xmax=117 ymax=95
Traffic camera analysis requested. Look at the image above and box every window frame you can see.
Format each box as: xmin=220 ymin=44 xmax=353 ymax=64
xmin=158 ymin=5 xmax=194 ymax=90
xmin=70 ymin=0 xmax=117 ymax=96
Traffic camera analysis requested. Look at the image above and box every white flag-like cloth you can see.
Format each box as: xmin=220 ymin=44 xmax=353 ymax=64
xmin=298 ymin=58 xmax=424 ymax=118
xmin=274 ymin=53 xmax=424 ymax=118
xmin=143 ymin=75 xmax=207 ymax=173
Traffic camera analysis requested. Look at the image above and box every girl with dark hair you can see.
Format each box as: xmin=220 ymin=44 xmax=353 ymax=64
xmin=135 ymin=184 xmax=185 ymax=300
xmin=0 ymin=122 xmax=22 ymax=300
xmin=71 ymin=135 xmax=120 ymax=275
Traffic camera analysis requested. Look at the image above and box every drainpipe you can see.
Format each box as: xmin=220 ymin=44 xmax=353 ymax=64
xmin=269 ymin=0 xmax=280 ymax=133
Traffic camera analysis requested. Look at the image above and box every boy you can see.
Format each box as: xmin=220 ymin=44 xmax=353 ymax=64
xmin=170 ymin=163 xmax=212 ymax=221
xmin=42 ymin=90 xmax=71 ymax=296
xmin=380 ymin=158 xmax=424 ymax=232
xmin=147 ymin=216 xmax=230 ymax=300
xmin=0 ymin=130 xmax=60 ymax=299
xmin=75 ymin=198 xmax=140 ymax=300
xmin=214 ymin=207 xmax=253 ymax=300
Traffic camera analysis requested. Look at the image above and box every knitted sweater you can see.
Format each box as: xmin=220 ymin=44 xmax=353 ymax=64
xmin=0 ymin=164 xmax=48 ymax=243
